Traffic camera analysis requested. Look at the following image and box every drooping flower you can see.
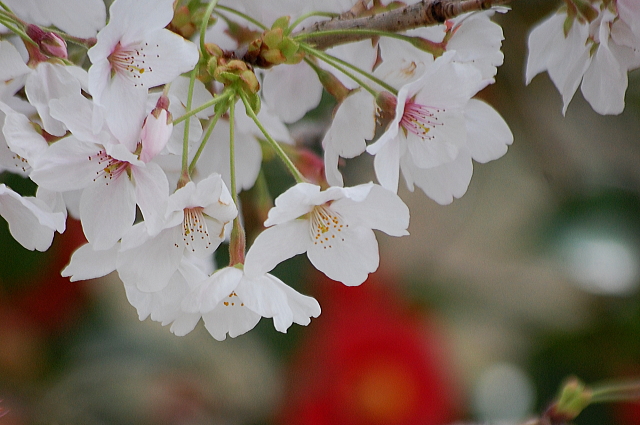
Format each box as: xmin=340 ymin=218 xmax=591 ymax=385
xmin=181 ymin=265 xmax=321 ymax=341
xmin=87 ymin=0 xmax=199 ymax=142
xmin=116 ymin=173 xmax=237 ymax=293
xmin=124 ymin=257 xmax=208 ymax=337
xmin=526 ymin=2 xmax=640 ymax=115
xmin=244 ymin=182 xmax=409 ymax=286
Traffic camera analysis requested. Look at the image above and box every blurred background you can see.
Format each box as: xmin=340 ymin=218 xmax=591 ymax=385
xmin=2 ymin=0 xmax=640 ymax=423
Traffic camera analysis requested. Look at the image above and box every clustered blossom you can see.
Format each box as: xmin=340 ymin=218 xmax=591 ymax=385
xmin=0 ymin=0 xmax=529 ymax=341
xmin=527 ymin=0 xmax=640 ymax=115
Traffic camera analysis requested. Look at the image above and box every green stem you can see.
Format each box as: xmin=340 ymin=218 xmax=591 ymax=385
xmin=228 ymin=96 xmax=238 ymax=200
xmin=0 ymin=7 xmax=20 ymax=23
xmin=0 ymin=17 xmax=34 ymax=46
xmin=239 ymin=91 xmax=306 ymax=184
xmin=188 ymin=106 xmax=224 ymax=174
xmin=180 ymin=67 xmax=198 ymax=181
xmin=289 ymin=11 xmax=339 ymax=34
xmin=200 ymin=0 xmax=221 ymax=55
xmin=0 ymin=1 xmax=12 ymax=13
xmin=43 ymin=27 xmax=95 ymax=48
xmin=300 ymin=43 xmax=397 ymax=95
xmin=227 ymin=96 xmax=247 ymax=266
xmin=215 ymin=5 xmax=268 ymax=30
xmin=173 ymin=90 xmax=233 ymax=125
xmin=304 ymin=55 xmax=376 ymax=97
xmin=590 ymin=382 xmax=640 ymax=403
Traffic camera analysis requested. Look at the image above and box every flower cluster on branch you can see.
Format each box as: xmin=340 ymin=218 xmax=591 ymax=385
xmin=0 ymin=0 xmax=636 ymax=341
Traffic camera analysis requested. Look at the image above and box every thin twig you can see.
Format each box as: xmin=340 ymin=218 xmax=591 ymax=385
xmin=294 ymin=0 xmax=514 ymax=50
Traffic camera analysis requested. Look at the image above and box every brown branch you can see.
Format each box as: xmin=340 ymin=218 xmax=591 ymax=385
xmin=294 ymin=0 xmax=514 ymax=50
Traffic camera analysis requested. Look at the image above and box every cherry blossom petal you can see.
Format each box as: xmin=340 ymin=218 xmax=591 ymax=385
xmin=30 ymin=137 xmax=106 ymax=192
xmin=322 ymin=90 xmax=375 ymax=186
xmin=401 ymin=149 xmax=473 ymax=205
xmin=0 ymin=185 xmax=65 ymax=251
xmin=131 ymin=162 xmax=169 ymax=236
xmin=49 ymin=93 xmax=103 ymax=144
xmin=1 ymin=106 xmax=48 ymax=164
xmin=273 ymin=278 xmax=321 ymax=326
xmin=108 ymin=0 xmax=174 ymax=45
xmin=526 ymin=13 xmax=591 ymax=114
xmin=331 ymin=185 xmax=410 ymax=238
xmin=98 ymin=73 xmax=147 ymax=147
xmin=118 ymin=226 xmax=183 ymax=292
xmin=184 ymin=267 xmax=242 ymax=314
xmin=25 ymin=63 xmax=82 ymax=137
xmin=447 ymin=11 xmax=505 ymax=79
xmin=581 ymin=20 xmax=628 ymax=115
xmin=373 ymin=137 xmax=401 ymax=193
xmin=0 ymin=41 xmax=30 ymax=81
xmin=79 ymin=171 xmax=136 ymax=250
xmin=62 ymin=242 xmax=118 ymax=281
xmin=195 ymin=120 xmax=262 ymax=192
xmin=464 ymin=99 xmax=513 ymax=163
xmin=262 ymin=62 xmax=323 ymax=123
xmin=244 ymin=220 xmax=310 ymax=278
xmin=203 ymin=303 xmax=261 ymax=341
xmin=307 ymin=224 xmax=379 ymax=286
xmin=139 ymin=109 xmax=172 ymax=163
xmin=263 ymin=183 xmax=319 ymax=226
xmin=236 ymin=274 xmax=292 ymax=332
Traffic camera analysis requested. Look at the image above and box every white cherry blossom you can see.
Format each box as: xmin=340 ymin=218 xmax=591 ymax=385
xmin=29 ymin=93 xmax=170 ymax=249
xmin=116 ymin=173 xmax=237 ymax=293
xmin=125 ymin=258 xmax=208 ymax=337
xmin=367 ymin=53 xmax=486 ymax=193
xmin=182 ymin=265 xmax=321 ymax=340
xmin=0 ymin=40 xmax=87 ymax=137
xmin=87 ymin=0 xmax=199 ymax=142
xmin=244 ymin=182 xmax=409 ymax=286
xmin=526 ymin=3 xmax=640 ymax=115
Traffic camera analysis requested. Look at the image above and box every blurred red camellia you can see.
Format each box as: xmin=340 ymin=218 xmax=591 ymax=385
xmin=0 ymin=218 xmax=87 ymax=382
xmin=277 ymin=271 xmax=460 ymax=425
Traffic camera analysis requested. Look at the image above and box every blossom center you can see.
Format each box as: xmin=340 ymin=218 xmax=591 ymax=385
xmin=309 ymin=205 xmax=348 ymax=249
xmin=108 ymin=42 xmax=155 ymax=87
xmin=222 ymin=291 xmax=245 ymax=307
xmin=182 ymin=207 xmax=211 ymax=253
xmin=400 ymin=100 xmax=444 ymax=140
xmin=88 ymin=150 xmax=128 ymax=185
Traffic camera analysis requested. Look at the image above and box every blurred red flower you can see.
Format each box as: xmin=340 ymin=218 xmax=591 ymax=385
xmin=277 ymin=271 xmax=460 ymax=425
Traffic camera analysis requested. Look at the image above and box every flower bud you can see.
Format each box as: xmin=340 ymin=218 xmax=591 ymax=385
xmin=26 ymin=24 xmax=68 ymax=59
xmin=139 ymin=95 xmax=172 ymax=163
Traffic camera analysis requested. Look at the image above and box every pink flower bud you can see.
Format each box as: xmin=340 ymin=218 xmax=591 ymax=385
xmin=26 ymin=24 xmax=68 ymax=59
xmin=139 ymin=95 xmax=173 ymax=163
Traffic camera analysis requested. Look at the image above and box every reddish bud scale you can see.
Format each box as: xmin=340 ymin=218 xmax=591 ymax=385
xmin=26 ymin=24 xmax=68 ymax=59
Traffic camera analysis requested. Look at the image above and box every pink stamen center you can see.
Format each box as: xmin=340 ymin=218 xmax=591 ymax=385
xmin=400 ymin=101 xmax=444 ymax=140
xmin=88 ymin=150 xmax=128 ymax=185
xmin=108 ymin=42 xmax=157 ymax=87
